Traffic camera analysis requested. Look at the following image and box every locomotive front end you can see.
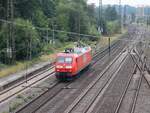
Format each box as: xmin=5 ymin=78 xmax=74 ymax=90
xmin=55 ymin=54 xmax=77 ymax=80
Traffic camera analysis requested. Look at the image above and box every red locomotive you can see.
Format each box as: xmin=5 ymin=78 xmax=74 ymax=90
xmin=55 ymin=46 xmax=92 ymax=80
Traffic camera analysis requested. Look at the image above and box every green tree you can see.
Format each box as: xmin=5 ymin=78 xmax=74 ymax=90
xmin=106 ymin=21 xmax=120 ymax=35
xmin=0 ymin=18 xmax=41 ymax=62
xmin=105 ymin=6 xmax=118 ymax=21
xmin=0 ymin=0 xmax=100 ymax=64
xmin=15 ymin=19 xmax=41 ymax=60
xmin=0 ymin=0 xmax=7 ymax=28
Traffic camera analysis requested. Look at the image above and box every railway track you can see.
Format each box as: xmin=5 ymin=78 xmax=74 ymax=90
xmin=114 ymin=51 xmax=146 ymax=113
xmin=0 ymin=34 xmax=126 ymax=105
xmin=114 ymin=65 xmax=137 ymax=113
xmin=88 ymin=48 xmax=148 ymax=113
xmin=64 ymin=47 xmax=129 ymax=113
xmin=0 ymin=67 xmax=55 ymax=103
xmin=0 ymin=27 xmax=136 ymax=113
xmin=130 ymin=70 xmax=143 ymax=113
xmin=130 ymin=27 xmax=150 ymax=113
xmin=15 ymin=39 xmax=128 ymax=113
xmin=0 ymin=65 xmax=54 ymax=95
xmin=14 ymin=27 xmax=139 ymax=113
xmin=79 ymin=27 xmax=150 ymax=113
xmin=1 ymin=35 xmax=122 ymax=92
xmin=86 ymin=52 xmax=135 ymax=113
xmin=85 ymin=29 xmax=149 ymax=113
xmin=0 ymin=62 xmax=54 ymax=91
xmin=1 ymin=34 xmax=121 ymax=93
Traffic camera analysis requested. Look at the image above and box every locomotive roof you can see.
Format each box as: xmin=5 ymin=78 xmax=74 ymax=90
xmin=57 ymin=47 xmax=91 ymax=57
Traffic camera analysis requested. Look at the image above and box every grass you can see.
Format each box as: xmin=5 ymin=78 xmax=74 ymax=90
xmin=2 ymin=112 xmax=9 ymax=113
xmin=98 ymin=30 xmax=127 ymax=48
xmin=9 ymin=101 xmax=22 ymax=112
xmin=101 ymin=34 xmax=117 ymax=46
xmin=0 ymin=62 xmax=27 ymax=78
xmin=0 ymin=42 xmax=74 ymax=78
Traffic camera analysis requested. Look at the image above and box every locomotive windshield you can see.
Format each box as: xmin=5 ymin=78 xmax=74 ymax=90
xmin=65 ymin=57 xmax=72 ymax=63
xmin=57 ymin=57 xmax=73 ymax=64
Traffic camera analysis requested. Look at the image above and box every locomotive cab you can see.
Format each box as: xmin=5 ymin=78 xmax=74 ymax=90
xmin=55 ymin=47 xmax=92 ymax=80
xmin=55 ymin=53 xmax=78 ymax=79
xmin=56 ymin=56 xmax=74 ymax=72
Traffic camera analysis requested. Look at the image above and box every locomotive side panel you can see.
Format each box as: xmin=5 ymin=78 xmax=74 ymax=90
xmin=76 ymin=50 xmax=92 ymax=73
xmin=76 ymin=55 xmax=84 ymax=73
xmin=86 ymin=50 xmax=92 ymax=65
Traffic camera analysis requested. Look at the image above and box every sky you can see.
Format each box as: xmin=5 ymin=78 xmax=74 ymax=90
xmin=87 ymin=0 xmax=150 ymax=7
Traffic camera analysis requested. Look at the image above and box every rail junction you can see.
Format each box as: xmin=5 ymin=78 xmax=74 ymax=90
xmin=0 ymin=26 xmax=150 ymax=113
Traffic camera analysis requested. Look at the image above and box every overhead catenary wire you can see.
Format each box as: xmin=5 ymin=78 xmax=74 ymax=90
xmin=0 ymin=18 xmax=100 ymax=38
xmin=0 ymin=18 xmax=100 ymax=59
xmin=1 ymin=19 xmax=150 ymax=43
xmin=2 ymin=19 xmax=149 ymax=44
xmin=0 ymin=19 xmax=149 ymax=55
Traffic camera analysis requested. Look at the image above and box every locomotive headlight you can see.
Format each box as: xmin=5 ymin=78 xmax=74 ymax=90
xmin=56 ymin=65 xmax=63 ymax=68
xmin=65 ymin=66 xmax=72 ymax=69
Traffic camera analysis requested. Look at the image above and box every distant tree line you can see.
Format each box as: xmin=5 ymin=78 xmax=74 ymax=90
xmin=0 ymin=0 xmax=119 ymax=64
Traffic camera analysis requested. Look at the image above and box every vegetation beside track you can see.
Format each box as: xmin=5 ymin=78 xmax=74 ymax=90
xmin=0 ymin=42 xmax=74 ymax=78
xmin=99 ymin=30 xmax=127 ymax=47
xmin=0 ymin=0 xmax=124 ymax=78
xmin=0 ymin=31 xmax=128 ymax=78
xmin=0 ymin=0 xmax=121 ymax=66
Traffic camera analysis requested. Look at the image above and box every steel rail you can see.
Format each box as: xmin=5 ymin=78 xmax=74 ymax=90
xmin=1 ymin=36 xmax=122 ymax=94
xmin=130 ymin=70 xmax=143 ymax=113
xmin=0 ymin=38 xmax=123 ymax=105
xmin=130 ymin=53 xmax=150 ymax=88
xmin=0 ymin=66 xmax=54 ymax=96
xmin=64 ymin=48 xmax=128 ymax=113
xmin=114 ymin=65 xmax=137 ymax=113
xmin=15 ymin=39 xmax=125 ymax=113
xmin=0 ymin=63 xmax=54 ymax=91
xmin=0 ymin=71 xmax=55 ymax=103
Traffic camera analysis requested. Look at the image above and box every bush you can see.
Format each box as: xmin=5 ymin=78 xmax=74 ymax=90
xmin=89 ymin=25 xmax=100 ymax=41
xmin=106 ymin=21 xmax=120 ymax=35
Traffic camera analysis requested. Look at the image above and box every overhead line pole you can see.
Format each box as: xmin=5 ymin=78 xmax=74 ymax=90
xmin=78 ymin=12 xmax=81 ymax=45
xmin=124 ymin=5 xmax=127 ymax=26
xmin=10 ymin=0 xmax=15 ymax=64
xmin=6 ymin=0 xmax=15 ymax=64
xmin=6 ymin=0 xmax=10 ymax=64
xmin=99 ymin=0 xmax=102 ymax=33
xmin=119 ymin=0 xmax=123 ymax=33
xmin=147 ymin=6 xmax=150 ymax=27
